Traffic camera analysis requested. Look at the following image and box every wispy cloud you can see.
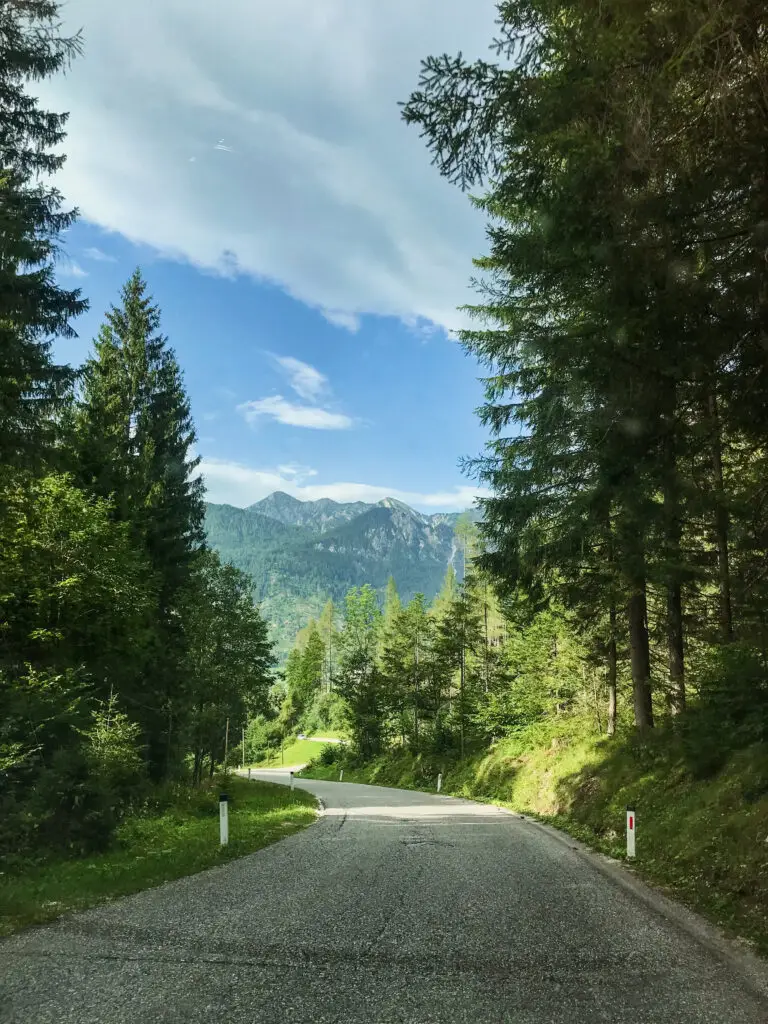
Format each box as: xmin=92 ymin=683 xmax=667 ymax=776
xmin=238 ymin=396 xmax=352 ymax=430
xmin=58 ymin=259 xmax=89 ymax=279
xmin=83 ymin=246 xmax=116 ymax=263
xmin=197 ymin=457 xmax=489 ymax=511
xmin=322 ymin=309 xmax=361 ymax=333
xmin=277 ymin=463 xmax=318 ymax=482
xmin=214 ymin=139 xmax=234 ymax=152
xmin=274 ymin=355 xmax=327 ymax=401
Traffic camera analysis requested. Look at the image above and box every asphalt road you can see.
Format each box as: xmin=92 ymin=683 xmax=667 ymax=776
xmin=3 ymin=773 xmax=768 ymax=1023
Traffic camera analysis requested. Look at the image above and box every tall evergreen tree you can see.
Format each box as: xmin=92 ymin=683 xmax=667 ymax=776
xmin=317 ymin=600 xmax=337 ymax=693
xmin=336 ymin=586 xmax=385 ymax=757
xmin=73 ymin=271 xmax=205 ymax=777
xmin=0 ymin=0 xmax=87 ymax=470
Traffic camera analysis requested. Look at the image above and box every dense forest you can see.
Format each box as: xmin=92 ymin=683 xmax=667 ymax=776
xmin=277 ymin=0 xmax=768 ymax=783
xmin=0 ymin=3 xmax=275 ymax=862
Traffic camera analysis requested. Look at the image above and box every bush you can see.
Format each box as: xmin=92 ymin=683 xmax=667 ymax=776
xmin=28 ymin=745 xmax=118 ymax=857
xmin=86 ymin=693 xmax=148 ymax=815
xmin=318 ymin=741 xmax=348 ymax=766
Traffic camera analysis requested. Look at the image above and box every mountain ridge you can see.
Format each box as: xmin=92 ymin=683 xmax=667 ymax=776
xmin=204 ymin=492 xmax=481 ymax=658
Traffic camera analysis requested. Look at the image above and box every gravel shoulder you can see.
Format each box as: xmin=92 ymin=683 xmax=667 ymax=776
xmin=2 ymin=772 xmax=768 ymax=1023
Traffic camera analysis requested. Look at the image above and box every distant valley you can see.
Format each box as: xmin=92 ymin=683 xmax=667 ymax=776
xmin=204 ymin=491 xmax=478 ymax=657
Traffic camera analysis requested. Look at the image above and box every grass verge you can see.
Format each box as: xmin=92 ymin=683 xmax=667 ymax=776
xmin=0 ymin=776 xmax=317 ymax=937
xmin=248 ymin=736 xmax=343 ymax=769
xmin=300 ymin=720 xmax=768 ymax=955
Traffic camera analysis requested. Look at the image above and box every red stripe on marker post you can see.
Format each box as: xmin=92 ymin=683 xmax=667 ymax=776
xmin=626 ymin=806 xmax=636 ymax=859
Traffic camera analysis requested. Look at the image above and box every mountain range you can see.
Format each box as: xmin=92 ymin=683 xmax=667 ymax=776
xmin=204 ymin=491 xmax=479 ymax=658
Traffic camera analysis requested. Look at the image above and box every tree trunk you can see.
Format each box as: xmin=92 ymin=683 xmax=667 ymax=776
xmin=328 ymin=623 xmax=333 ymax=692
xmin=667 ymin=580 xmax=685 ymax=714
xmin=483 ymin=586 xmax=489 ymax=694
xmin=707 ymin=390 xmax=734 ymax=642
xmin=607 ymin=601 xmax=617 ymax=736
xmin=413 ymin=632 xmax=420 ymax=744
xmin=662 ymin=428 xmax=686 ymax=714
xmin=459 ymin=642 xmax=465 ymax=759
xmin=165 ymin=702 xmax=173 ymax=776
xmin=627 ymin=583 xmax=654 ymax=729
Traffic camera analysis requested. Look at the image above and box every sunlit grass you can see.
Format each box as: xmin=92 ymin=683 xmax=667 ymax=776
xmin=0 ymin=776 xmax=317 ymax=937
xmin=249 ymin=736 xmax=344 ymax=768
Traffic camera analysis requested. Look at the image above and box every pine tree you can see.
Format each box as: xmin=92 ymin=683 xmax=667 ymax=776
xmin=431 ymin=565 xmax=457 ymax=620
xmin=0 ymin=1 xmax=87 ymax=469
xmin=336 ymin=586 xmax=385 ymax=757
xmin=435 ymin=581 xmax=482 ymax=757
xmin=74 ymin=271 xmax=205 ymax=777
xmin=317 ymin=600 xmax=336 ymax=693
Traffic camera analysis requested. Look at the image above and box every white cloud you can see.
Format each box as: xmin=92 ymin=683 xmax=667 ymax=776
xmin=274 ymin=355 xmax=327 ymax=400
xmin=238 ymin=395 xmax=352 ymax=430
xmin=57 ymin=259 xmax=89 ymax=279
xmin=277 ymin=463 xmax=318 ymax=481
xmin=39 ymin=0 xmax=498 ymax=332
xmin=322 ymin=309 xmax=361 ymax=333
xmin=198 ymin=456 xmax=489 ymax=511
xmin=83 ymin=246 xmax=117 ymax=262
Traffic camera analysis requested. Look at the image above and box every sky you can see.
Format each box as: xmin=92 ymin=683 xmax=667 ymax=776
xmin=44 ymin=0 xmax=501 ymax=512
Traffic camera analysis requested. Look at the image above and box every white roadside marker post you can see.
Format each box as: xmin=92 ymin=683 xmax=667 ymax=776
xmin=247 ymin=767 xmax=251 ymax=780
xmin=290 ymin=770 xmax=294 ymax=791
xmin=626 ymin=806 xmax=636 ymax=859
xmin=437 ymin=773 xmax=443 ymax=793
xmin=339 ymin=769 xmax=344 ymax=782
xmin=219 ymin=793 xmax=229 ymax=847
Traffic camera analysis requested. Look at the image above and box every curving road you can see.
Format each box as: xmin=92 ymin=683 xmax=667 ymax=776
xmin=3 ymin=772 xmax=768 ymax=1023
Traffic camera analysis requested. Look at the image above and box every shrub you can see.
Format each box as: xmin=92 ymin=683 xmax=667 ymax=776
xmin=318 ymin=741 xmax=348 ymax=766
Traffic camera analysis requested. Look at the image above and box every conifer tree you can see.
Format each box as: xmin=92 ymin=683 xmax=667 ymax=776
xmin=0 ymin=0 xmax=87 ymax=469
xmin=74 ymin=271 xmax=205 ymax=777
xmin=336 ymin=586 xmax=385 ymax=757
xmin=317 ymin=600 xmax=337 ymax=693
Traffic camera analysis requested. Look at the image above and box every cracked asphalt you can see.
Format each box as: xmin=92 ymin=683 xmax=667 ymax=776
xmin=3 ymin=772 xmax=768 ymax=1023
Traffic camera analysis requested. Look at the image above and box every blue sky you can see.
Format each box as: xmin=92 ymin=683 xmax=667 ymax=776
xmin=46 ymin=0 xmax=500 ymax=512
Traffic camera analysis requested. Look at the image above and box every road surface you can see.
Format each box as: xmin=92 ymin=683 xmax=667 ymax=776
xmin=3 ymin=773 xmax=768 ymax=1023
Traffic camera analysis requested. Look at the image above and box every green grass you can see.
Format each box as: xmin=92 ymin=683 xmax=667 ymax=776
xmin=0 ymin=776 xmax=318 ymax=937
xmin=249 ymin=735 xmax=345 ymax=768
xmin=300 ymin=721 xmax=768 ymax=955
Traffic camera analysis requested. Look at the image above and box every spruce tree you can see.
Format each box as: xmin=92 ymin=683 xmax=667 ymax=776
xmin=317 ymin=600 xmax=336 ymax=693
xmin=74 ymin=271 xmax=205 ymax=777
xmin=0 ymin=0 xmax=87 ymax=469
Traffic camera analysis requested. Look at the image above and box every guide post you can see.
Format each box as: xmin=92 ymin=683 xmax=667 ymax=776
xmin=626 ymin=806 xmax=636 ymax=859
xmin=220 ymin=793 xmax=229 ymax=847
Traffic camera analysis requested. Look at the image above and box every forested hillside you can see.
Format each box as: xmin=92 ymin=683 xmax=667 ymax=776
xmin=205 ymin=495 xmax=478 ymax=657
xmin=0 ymin=4 xmax=275 ymax=866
